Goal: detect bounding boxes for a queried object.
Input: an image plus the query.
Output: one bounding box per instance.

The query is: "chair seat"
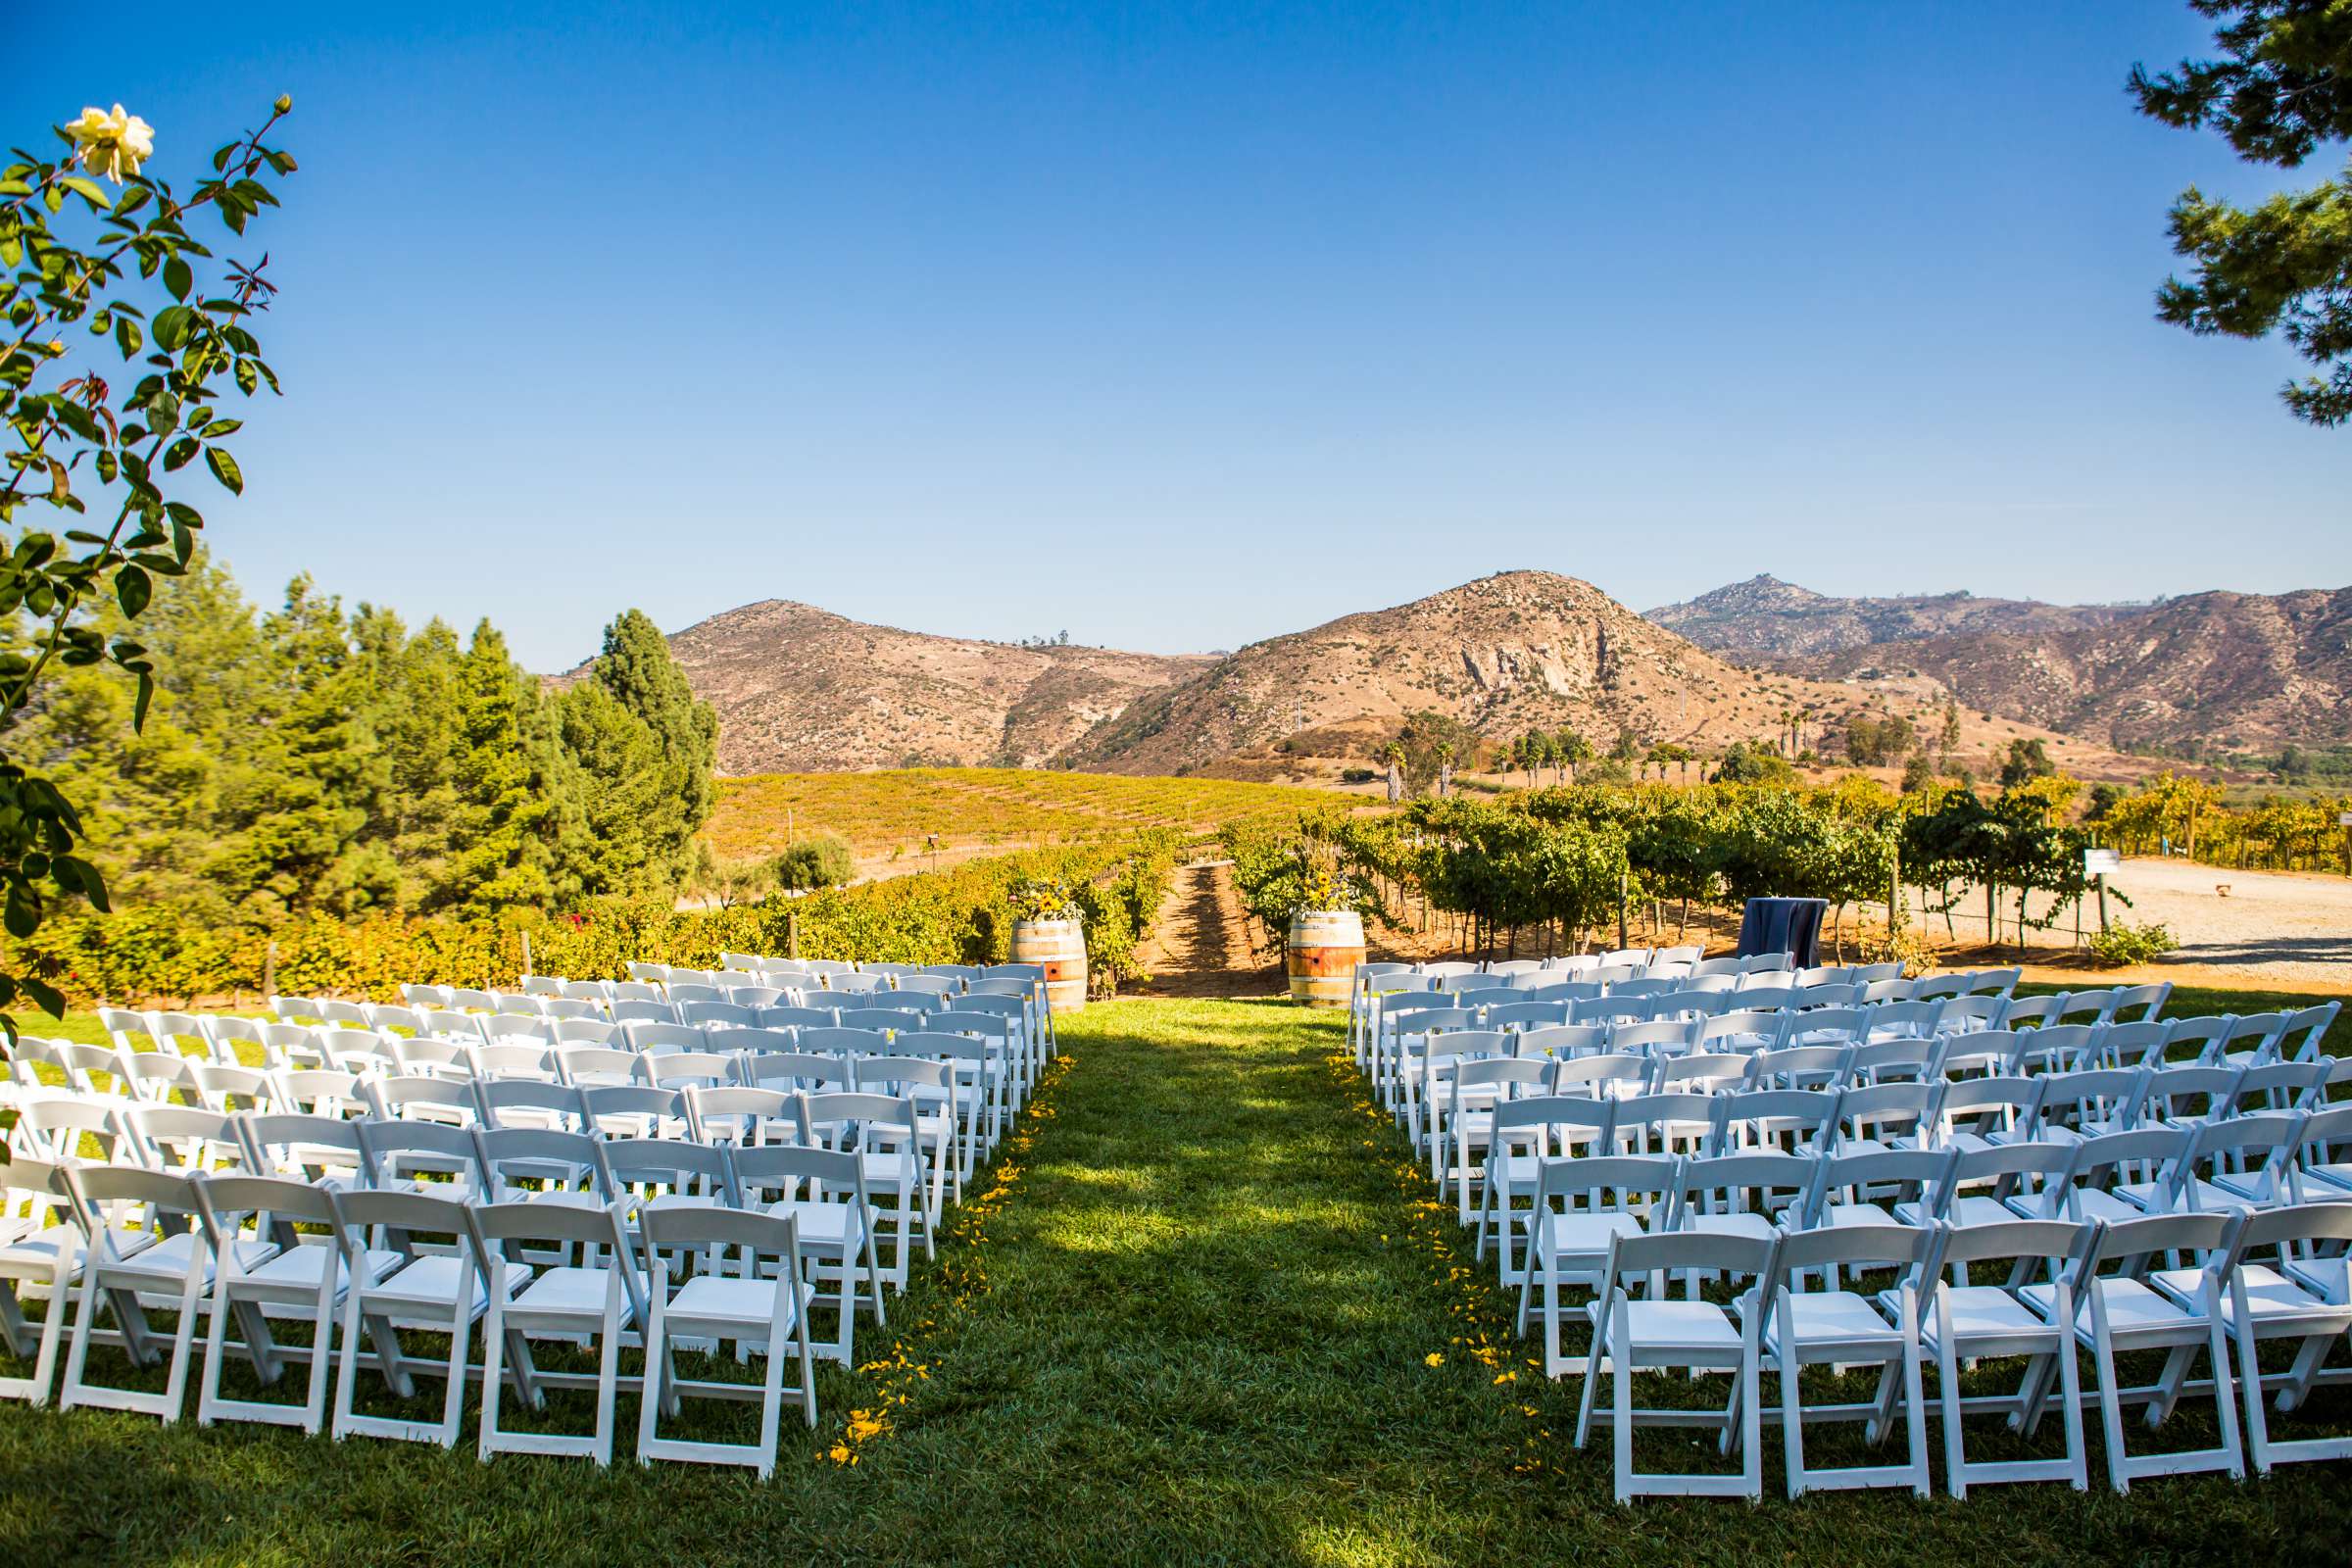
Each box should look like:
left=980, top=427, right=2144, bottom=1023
left=2022, top=1277, right=2198, bottom=1336
left=2114, top=1178, right=2255, bottom=1215
left=512, top=1264, right=635, bottom=1320
left=1678, top=1211, right=1776, bottom=1243
left=0, top=1224, right=82, bottom=1274
left=1920, top=1284, right=2051, bottom=1342
left=368, top=1254, right=530, bottom=1314
left=858, top=1152, right=924, bottom=1189
left=1532, top=1212, right=1640, bottom=1262
left=1816, top=1202, right=1908, bottom=1230
left=766, top=1200, right=865, bottom=1250
left=1486, top=1155, right=1543, bottom=1191
left=666, top=1274, right=809, bottom=1334
left=1768, top=1290, right=1902, bottom=1349
left=2150, top=1262, right=2347, bottom=1332
left=1893, top=1194, right=2020, bottom=1229
left=236, top=1241, right=402, bottom=1296
left=107, top=1233, right=274, bottom=1288
left=1591, top=1298, right=1741, bottom=1354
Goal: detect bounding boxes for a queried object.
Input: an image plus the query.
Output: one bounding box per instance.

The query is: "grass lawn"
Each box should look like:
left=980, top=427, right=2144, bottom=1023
left=3, top=991, right=2350, bottom=1565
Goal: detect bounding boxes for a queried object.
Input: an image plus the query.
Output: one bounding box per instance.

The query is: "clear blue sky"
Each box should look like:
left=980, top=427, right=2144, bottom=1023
left=14, top=2, right=2347, bottom=669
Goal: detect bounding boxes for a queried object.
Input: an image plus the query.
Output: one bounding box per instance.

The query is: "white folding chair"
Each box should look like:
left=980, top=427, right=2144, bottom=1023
left=636, top=1205, right=816, bottom=1477
left=2019, top=1210, right=2243, bottom=1493
left=1573, top=1229, right=1776, bottom=1502
left=475, top=1198, right=647, bottom=1466
left=1911, top=1217, right=2094, bottom=1497
left=1748, top=1222, right=1932, bottom=1498
left=194, top=1174, right=396, bottom=1434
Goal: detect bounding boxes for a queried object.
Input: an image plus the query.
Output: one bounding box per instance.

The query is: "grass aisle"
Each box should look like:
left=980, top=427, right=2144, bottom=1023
left=4, top=997, right=2350, bottom=1565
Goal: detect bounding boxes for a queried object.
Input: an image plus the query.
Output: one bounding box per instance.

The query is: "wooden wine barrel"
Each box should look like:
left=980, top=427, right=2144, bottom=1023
left=1287, top=910, right=1365, bottom=1007
left=1010, top=917, right=1088, bottom=1015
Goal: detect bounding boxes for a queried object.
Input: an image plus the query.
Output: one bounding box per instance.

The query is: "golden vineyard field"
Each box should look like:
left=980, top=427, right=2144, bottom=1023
left=704, top=767, right=1360, bottom=859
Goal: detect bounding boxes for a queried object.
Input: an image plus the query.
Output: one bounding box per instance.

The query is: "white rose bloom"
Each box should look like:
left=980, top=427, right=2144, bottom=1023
left=66, top=103, right=153, bottom=183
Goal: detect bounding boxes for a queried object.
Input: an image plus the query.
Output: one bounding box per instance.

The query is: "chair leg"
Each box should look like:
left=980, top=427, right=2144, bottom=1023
left=636, top=1277, right=665, bottom=1467
left=1937, top=1327, right=1967, bottom=1499
left=478, top=1293, right=508, bottom=1461
left=1898, top=1292, right=1930, bottom=1498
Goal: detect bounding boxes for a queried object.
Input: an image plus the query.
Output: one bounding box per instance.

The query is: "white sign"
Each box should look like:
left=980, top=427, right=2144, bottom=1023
left=2082, top=849, right=2122, bottom=876
left=2339, top=812, right=2352, bottom=827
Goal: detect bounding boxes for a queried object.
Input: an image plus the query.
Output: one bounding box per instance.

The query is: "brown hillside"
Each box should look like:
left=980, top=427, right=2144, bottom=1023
left=1646, top=573, right=2146, bottom=659
left=1786, top=587, right=2352, bottom=751
left=1062, top=570, right=2108, bottom=775
left=656, top=601, right=1210, bottom=773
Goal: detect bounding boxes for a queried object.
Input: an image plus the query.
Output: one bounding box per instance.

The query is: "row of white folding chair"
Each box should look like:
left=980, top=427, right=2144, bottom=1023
left=1372, top=997, right=2279, bottom=1119
left=1447, top=1055, right=2349, bottom=1211
left=1380, top=998, right=1925, bottom=1119
left=1543, top=1196, right=2352, bottom=1499
left=122, top=996, right=1040, bottom=1109
left=1468, top=1090, right=2346, bottom=1282
left=0, top=1157, right=840, bottom=1474
left=9, top=1036, right=991, bottom=1220
left=8, top=1080, right=953, bottom=1298
left=1364, top=963, right=1796, bottom=1071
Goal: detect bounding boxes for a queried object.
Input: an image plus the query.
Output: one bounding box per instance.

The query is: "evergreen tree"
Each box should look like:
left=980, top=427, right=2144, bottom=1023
left=587, top=610, right=718, bottom=889
left=207, top=578, right=395, bottom=923
left=2132, top=3, right=2352, bottom=423
left=431, top=622, right=586, bottom=915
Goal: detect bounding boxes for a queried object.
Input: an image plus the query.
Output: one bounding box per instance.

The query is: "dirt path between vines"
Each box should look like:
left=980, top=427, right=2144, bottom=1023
left=1130, top=860, right=1283, bottom=998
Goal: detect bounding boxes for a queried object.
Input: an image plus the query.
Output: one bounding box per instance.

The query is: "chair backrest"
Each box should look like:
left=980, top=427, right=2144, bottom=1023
left=553, top=1017, right=618, bottom=1046
left=1801, top=1148, right=1956, bottom=1226
left=738, top=1052, right=854, bottom=1092
left=2278, top=1002, right=2341, bottom=1063
left=760, top=1005, right=840, bottom=1030
left=1697, top=1010, right=1789, bottom=1052
left=624, top=1021, right=708, bottom=1055
left=421, top=1008, right=487, bottom=1042
left=1671, top=1151, right=1815, bottom=1230
left=1712, top=1088, right=1839, bottom=1153
left=559, top=1046, right=649, bottom=1088
left=682, top=1085, right=797, bottom=1145
left=269, top=996, right=326, bottom=1025
left=357, top=1114, right=486, bottom=1188
left=1742, top=1045, right=1853, bottom=1094
left=612, top=999, right=679, bottom=1025
left=480, top=1011, right=554, bottom=1045
left=120, top=1102, right=243, bottom=1172
left=272, top=1069, right=369, bottom=1119
left=645, top=1050, right=741, bottom=1090
left=1652, top=1052, right=1749, bottom=1094
left=796, top=1026, right=894, bottom=1058
left=1606, top=1018, right=1693, bottom=1057
left=366, top=1073, right=481, bottom=1125
left=477, top=1077, right=589, bottom=1130
left=1831, top=1081, right=1943, bottom=1150
left=679, top=1000, right=759, bottom=1029
left=579, top=1084, right=686, bottom=1135
left=2106, top=982, right=2173, bottom=1025
left=1513, top=1023, right=1610, bottom=1059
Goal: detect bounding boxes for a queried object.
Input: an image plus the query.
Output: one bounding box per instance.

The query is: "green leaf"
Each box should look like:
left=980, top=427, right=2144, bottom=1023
left=131, top=668, right=153, bottom=732
left=116, top=562, right=150, bottom=617
left=150, top=305, right=194, bottom=351
left=162, top=436, right=199, bottom=471
left=204, top=446, right=243, bottom=495
left=57, top=174, right=112, bottom=209
left=3, top=883, right=37, bottom=941
left=115, top=314, right=141, bottom=359
left=163, top=254, right=192, bottom=301
left=19, top=975, right=65, bottom=1019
